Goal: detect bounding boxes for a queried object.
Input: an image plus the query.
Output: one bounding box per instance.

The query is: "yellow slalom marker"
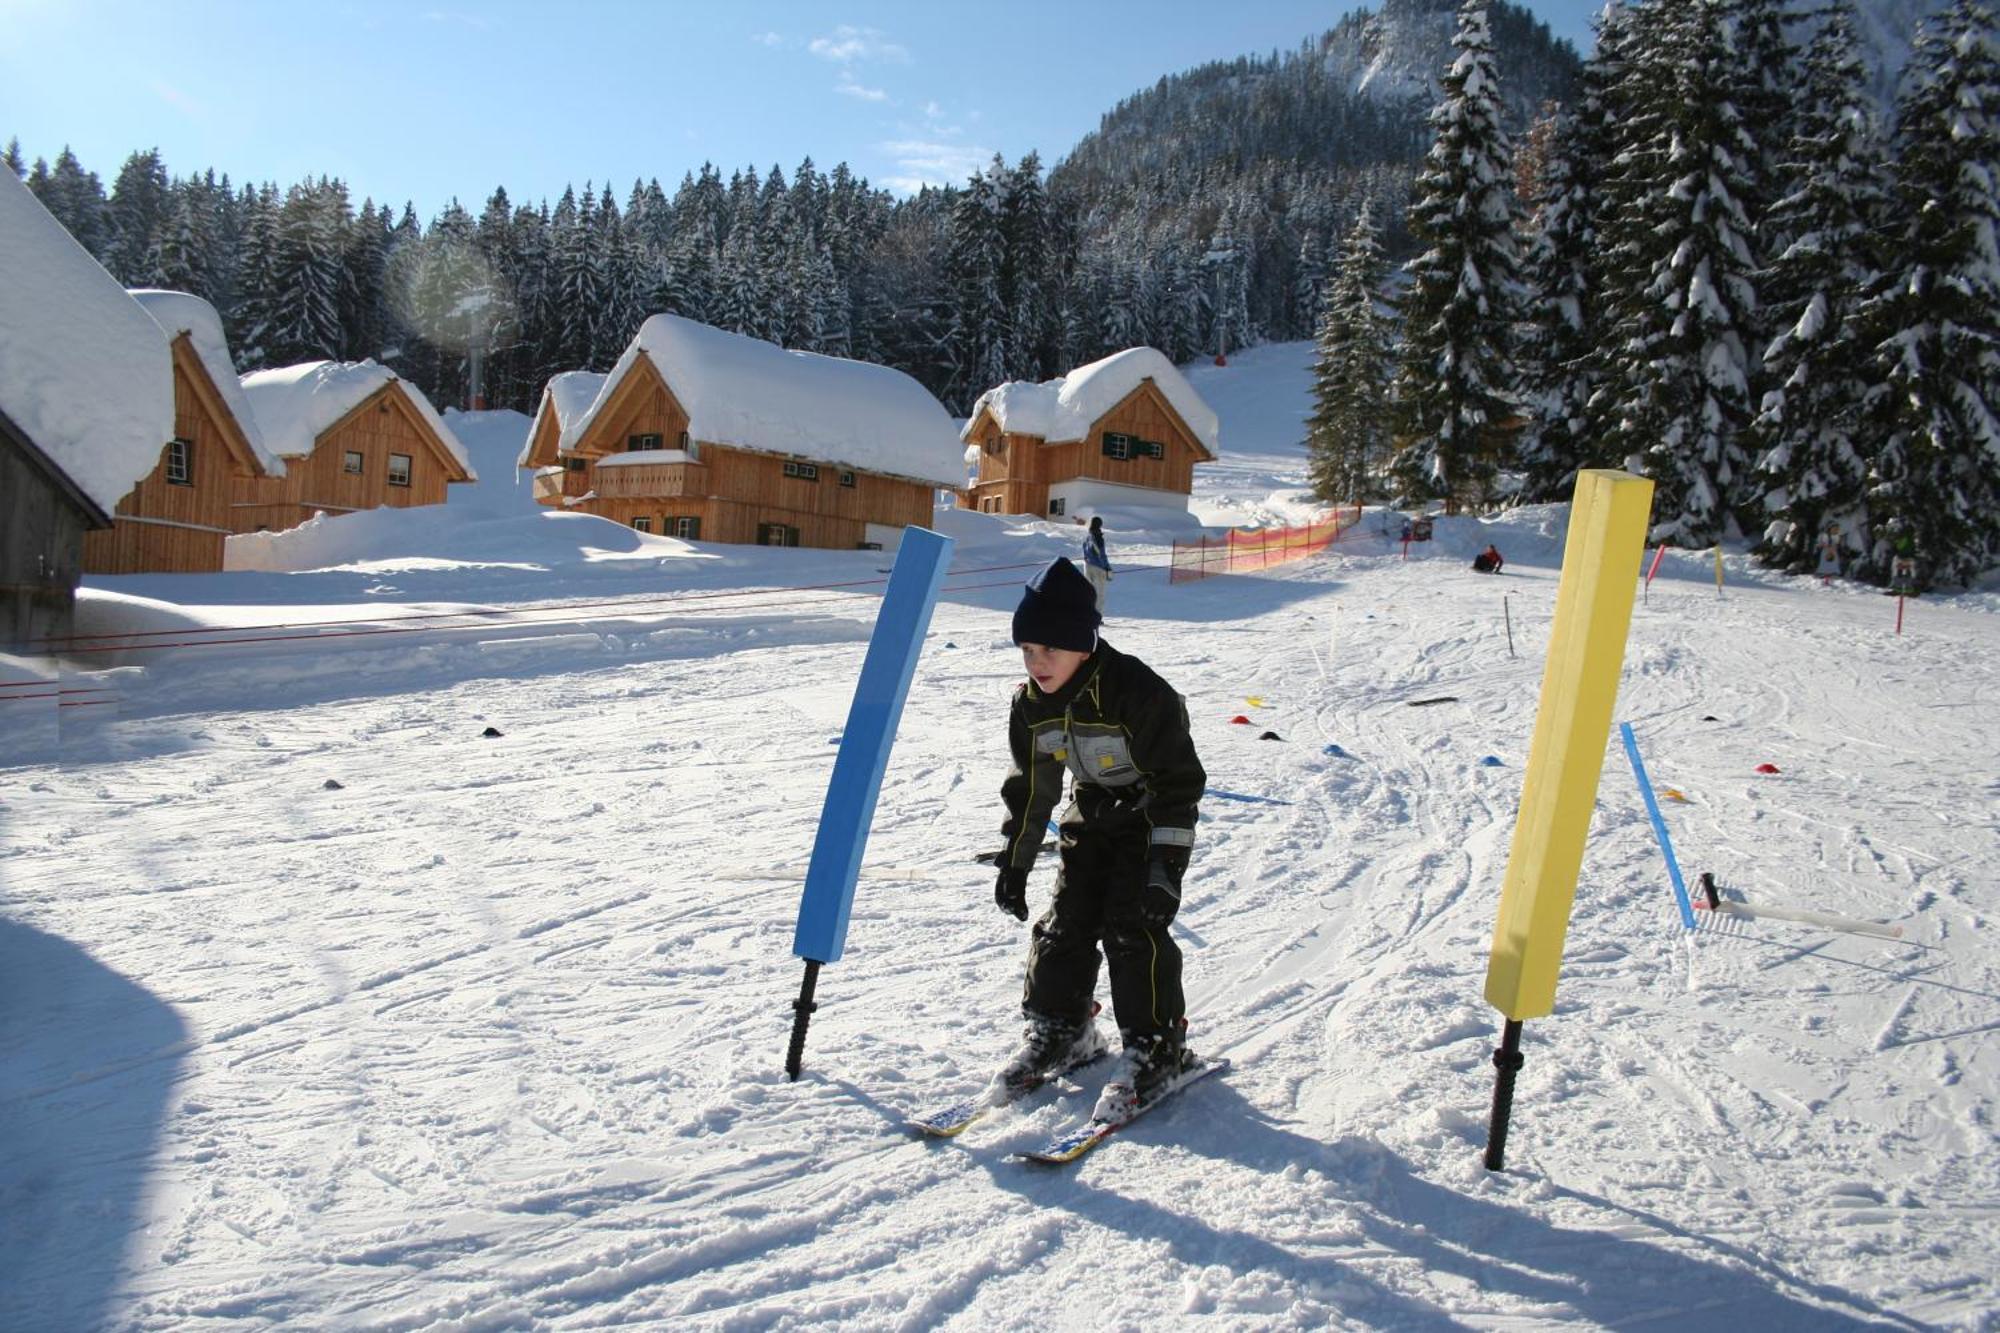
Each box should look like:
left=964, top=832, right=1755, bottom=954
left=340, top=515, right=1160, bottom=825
left=1246, top=696, right=1266, bottom=708
left=1714, top=545, right=1725, bottom=596
left=1482, top=469, right=1654, bottom=1170
left=1661, top=787, right=1689, bottom=803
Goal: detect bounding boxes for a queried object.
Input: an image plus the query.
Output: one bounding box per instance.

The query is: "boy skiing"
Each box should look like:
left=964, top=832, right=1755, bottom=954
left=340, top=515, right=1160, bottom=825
left=990, top=556, right=1207, bottom=1120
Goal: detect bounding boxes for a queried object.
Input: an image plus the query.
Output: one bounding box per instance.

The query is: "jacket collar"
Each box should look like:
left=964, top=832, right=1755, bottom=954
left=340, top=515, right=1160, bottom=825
left=1028, top=642, right=1108, bottom=708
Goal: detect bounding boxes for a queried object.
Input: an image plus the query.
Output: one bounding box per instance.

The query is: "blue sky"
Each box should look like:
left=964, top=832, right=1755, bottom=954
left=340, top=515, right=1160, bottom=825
left=1, top=0, right=1600, bottom=218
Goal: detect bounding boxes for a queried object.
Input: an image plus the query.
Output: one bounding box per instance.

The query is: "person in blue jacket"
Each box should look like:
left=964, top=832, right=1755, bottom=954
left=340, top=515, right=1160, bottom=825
left=1080, top=515, right=1113, bottom=610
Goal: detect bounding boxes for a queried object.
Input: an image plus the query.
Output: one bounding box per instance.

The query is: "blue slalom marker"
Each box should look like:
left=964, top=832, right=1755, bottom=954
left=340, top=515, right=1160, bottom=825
left=1619, top=722, right=1697, bottom=930
left=786, top=527, right=955, bottom=1077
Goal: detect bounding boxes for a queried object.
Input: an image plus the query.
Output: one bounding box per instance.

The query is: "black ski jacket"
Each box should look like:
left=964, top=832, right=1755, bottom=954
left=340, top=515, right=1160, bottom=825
left=999, top=641, right=1205, bottom=869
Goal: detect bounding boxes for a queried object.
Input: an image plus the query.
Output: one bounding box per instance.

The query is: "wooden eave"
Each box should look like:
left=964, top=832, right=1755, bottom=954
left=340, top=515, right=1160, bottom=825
left=0, top=399, right=114, bottom=528
left=169, top=333, right=271, bottom=478
left=570, top=355, right=687, bottom=459
left=523, top=391, right=563, bottom=467
left=318, top=381, right=473, bottom=482
left=1070, top=378, right=1213, bottom=463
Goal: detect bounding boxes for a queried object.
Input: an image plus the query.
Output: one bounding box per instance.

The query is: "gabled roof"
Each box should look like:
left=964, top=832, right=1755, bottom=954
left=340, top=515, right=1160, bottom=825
left=128, top=288, right=283, bottom=478
left=239, top=361, right=476, bottom=480
left=0, top=170, right=174, bottom=514
left=564, top=314, right=964, bottom=488
left=961, top=347, right=1221, bottom=458
left=519, top=370, right=607, bottom=468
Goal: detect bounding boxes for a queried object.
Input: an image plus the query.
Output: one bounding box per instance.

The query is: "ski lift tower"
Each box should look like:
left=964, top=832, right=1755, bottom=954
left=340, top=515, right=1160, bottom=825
left=1201, top=233, right=1237, bottom=366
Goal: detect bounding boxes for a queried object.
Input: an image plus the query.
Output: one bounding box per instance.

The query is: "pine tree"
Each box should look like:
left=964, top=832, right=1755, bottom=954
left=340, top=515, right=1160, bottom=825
left=267, top=179, right=348, bottom=364
left=228, top=184, right=282, bottom=369
left=1518, top=9, right=1627, bottom=502
left=1749, top=0, right=1889, bottom=575
left=106, top=148, right=171, bottom=284
left=147, top=185, right=214, bottom=299
left=1388, top=0, right=1528, bottom=511
left=30, top=147, right=114, bottom=259
left=1306, top=205, right=1394, bottom=504
left=1851, top=0, right=2000, bottom=589
left=549, top=186, right=602, bottom=368
left=1599, top=0, right=1763, bottom=546
left=945, top=162, right=1008, bottom=412
left=999, top=152, right=1052, bottom=380
left=2, top=138, right=23, bottom=177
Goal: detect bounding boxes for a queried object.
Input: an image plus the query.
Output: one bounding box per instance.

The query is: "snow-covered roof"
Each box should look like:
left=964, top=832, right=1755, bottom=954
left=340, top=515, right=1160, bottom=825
left=128, top=289, right=283, bottom=478
left=563, top=315, right=964, bottom=488
left=519, top=370, right=607, bottom=467
left=0, top=170, right=175, bottom=515
left=240, top=361, right=475, bottom=480
left=960, top=347, right=1221, bottom=457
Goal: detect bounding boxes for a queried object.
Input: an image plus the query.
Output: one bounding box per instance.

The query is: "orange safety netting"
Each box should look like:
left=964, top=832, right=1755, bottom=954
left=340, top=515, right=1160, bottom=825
left=1169, top=505, right=1363, bottom=584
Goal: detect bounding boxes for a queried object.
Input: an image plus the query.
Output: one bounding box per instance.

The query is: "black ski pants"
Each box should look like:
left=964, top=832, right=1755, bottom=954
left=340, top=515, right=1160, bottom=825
left=1022, top=809, right=1184, bottom=1043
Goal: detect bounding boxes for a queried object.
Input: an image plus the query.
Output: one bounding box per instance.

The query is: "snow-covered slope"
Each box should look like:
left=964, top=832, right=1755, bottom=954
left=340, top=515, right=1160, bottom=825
left=3, top=345, right=1994, bottom=1329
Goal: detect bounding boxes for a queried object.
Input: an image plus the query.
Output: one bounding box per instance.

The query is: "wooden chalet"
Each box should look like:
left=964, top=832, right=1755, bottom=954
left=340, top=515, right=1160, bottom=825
left=517, top=368, right=605, bottom=490
left=960, top=347, right=1219, bottom=520
left=233, top=361, right=474, bottom=534
left=519, top=315, right=962, bottom=550
left=0, top=171, right=174, bottom=652
left=80, top=291, right=283, bottom=574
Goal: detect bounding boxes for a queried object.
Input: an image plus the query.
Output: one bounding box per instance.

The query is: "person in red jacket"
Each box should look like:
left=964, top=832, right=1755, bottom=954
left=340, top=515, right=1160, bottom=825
left=1473, top=544, right=1505, bottom=574
left=990, top=557, right=1207, bottom=1112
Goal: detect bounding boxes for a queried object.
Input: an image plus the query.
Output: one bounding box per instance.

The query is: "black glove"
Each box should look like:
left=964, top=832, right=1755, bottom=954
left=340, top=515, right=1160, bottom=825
left=1142, top=849, right=1189, bottom=927
left=994, top=864, right=1029, bottom=922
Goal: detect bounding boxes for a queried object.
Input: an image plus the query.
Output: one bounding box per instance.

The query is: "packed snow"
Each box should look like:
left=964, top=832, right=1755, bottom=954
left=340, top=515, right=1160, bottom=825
left=0, top=171, right=174, bottom=515
left=563, top=314, right=965, bottom=488
left=963, top=345, right=1221, bottom=455
left=3, top=345, right=1997, bottom=1330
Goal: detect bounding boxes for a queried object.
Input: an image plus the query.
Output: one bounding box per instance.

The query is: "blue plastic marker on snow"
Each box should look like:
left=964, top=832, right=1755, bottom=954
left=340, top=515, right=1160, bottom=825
left=785, top=526, right=955, bottom=1077
left=1618, top=722, right=1697, bottom=930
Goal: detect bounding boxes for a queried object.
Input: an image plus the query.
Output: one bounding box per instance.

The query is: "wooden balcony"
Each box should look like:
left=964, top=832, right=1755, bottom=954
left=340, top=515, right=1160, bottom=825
left=532, top=468, right=591, bottom=503
left=590, top=458, right=710, bottom=500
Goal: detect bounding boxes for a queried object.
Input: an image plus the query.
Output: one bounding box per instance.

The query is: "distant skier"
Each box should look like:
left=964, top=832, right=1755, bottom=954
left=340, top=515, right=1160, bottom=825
left=1080, top=515, right=1113, bottom=610
left=990, top=556, right=1206, bottom=1112
left=1472, top=544, right=1504, bottom=574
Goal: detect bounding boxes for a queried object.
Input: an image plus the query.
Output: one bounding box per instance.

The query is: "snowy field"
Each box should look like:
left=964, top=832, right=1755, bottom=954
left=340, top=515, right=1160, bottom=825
left=3, top=344, right=1997, bottom=1330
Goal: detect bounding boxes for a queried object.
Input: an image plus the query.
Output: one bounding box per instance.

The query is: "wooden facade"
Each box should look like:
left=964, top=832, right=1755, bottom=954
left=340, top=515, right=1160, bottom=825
left=1, top=406, right=110, bottom=652
left=961, top=379, right=1210, bottom=517
left=230, top=382, right=469, bottom=534
left=524, top=356, right=937, bottom=549
left=82, top=333, right=272, bottom=574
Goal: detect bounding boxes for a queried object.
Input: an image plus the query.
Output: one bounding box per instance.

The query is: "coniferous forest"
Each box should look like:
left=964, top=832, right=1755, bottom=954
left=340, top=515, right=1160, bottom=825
left=11, top=0, right=1997, bottom=589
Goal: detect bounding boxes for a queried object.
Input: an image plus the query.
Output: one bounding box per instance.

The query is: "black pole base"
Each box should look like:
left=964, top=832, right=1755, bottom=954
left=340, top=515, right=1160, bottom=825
left=785, top=959, right=822, bottom=1082
left=1483, top=1018, right=1526, bottom=1171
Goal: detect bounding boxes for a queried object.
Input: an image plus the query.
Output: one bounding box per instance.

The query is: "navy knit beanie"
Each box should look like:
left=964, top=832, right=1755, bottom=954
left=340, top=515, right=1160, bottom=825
left=1011, top=557, right=1101, bottom=652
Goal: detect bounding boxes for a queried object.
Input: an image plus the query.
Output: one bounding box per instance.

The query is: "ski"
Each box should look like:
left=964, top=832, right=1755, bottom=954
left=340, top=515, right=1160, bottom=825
left=1015, top=1055, right=1229, bottom=1164
left=907, top=1037, right=1111, bottom=1138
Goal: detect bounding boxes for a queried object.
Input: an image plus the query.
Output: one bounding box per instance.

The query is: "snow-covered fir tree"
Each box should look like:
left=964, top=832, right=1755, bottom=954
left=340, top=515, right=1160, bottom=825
left=945, top=162, right=1008, bottom=413
left=1516, top=5, right=1630, bottom=502
left=27, top=148, right=114, bottom=260
left=1593, top=0, right=1764, bottom=546
left=266, top=179, right=349, bottom=365
left=1749, top=0, right=1890, bottom=575
left=147, top=186, right=215, bottom=301
left=1388, top=0, right=1528, bottom=511
left=1306, top=205, right=1395, bottom=504
left=105, top=149, right=171, bottom=285
left=1850, top=0, right=2000, bottom=589
left=999, top=153, right=1053, bottom=382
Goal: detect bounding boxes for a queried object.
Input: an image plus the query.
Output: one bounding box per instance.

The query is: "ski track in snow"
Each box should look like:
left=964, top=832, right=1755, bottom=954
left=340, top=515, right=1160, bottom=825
left=4, top=510, right=1998, bottom=1328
